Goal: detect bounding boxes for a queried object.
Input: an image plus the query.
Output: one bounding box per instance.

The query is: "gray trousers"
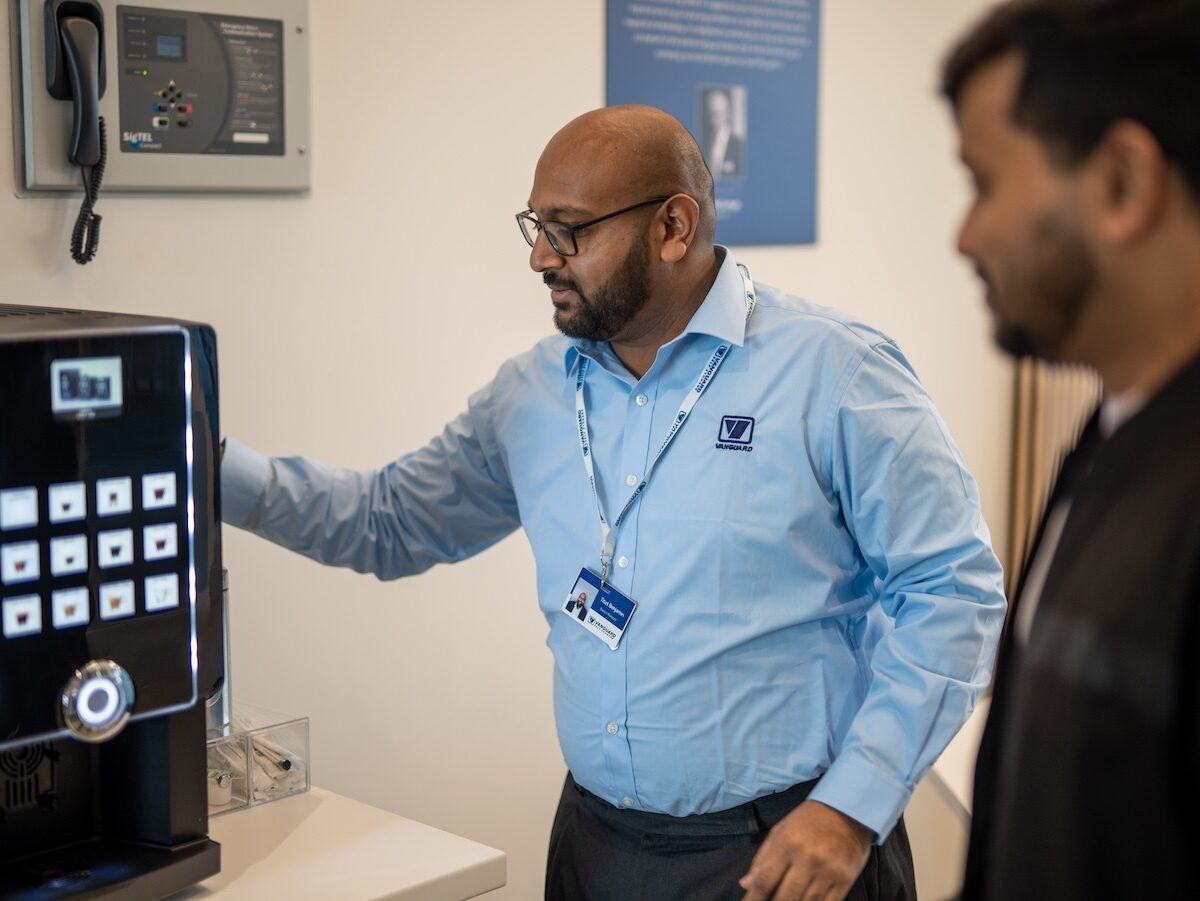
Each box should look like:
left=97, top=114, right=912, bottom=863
left=545, top=773, right=916, bottom=901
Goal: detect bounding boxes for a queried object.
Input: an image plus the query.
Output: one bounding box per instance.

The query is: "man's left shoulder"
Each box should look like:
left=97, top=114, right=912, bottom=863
left=751, top=283, right=899, bottom=355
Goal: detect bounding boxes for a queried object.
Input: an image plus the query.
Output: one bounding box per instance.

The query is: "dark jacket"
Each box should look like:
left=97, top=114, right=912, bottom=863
left=963, top=354, right=1200, bottom=899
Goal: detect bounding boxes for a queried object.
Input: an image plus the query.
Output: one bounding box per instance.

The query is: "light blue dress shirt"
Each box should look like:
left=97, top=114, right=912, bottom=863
left=222, top=247, right=1006, bottom=840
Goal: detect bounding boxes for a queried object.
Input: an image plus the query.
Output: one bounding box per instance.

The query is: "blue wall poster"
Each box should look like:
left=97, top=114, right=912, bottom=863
left=606, top=1, right=822, bottom=246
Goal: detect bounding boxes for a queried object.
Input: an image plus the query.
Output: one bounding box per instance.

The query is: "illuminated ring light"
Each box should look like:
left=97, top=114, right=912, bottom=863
left=61, top=660, right=136, bottom=743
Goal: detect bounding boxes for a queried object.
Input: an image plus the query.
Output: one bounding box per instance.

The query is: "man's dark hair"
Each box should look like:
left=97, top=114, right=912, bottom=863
left=942, top=0, right=1200, bottom=198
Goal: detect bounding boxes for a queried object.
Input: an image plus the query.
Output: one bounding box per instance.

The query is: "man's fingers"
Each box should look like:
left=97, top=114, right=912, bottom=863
left=772, top=868, right=820, bottom=901
left=739, top=840, right=790, bottom=900
left=741, top=861, right=825, bottom=901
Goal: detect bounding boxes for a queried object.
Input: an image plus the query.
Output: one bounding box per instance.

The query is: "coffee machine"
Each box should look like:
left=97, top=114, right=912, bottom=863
left=0, top=304, right=224, bottom=898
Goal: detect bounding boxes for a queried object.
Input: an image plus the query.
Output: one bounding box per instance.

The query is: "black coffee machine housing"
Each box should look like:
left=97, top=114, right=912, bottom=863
left=0, top=305, right=224, bottom=898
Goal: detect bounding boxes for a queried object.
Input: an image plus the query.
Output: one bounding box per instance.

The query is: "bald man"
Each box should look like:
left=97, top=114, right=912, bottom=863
left=221, top=105, right=1005, bottom=900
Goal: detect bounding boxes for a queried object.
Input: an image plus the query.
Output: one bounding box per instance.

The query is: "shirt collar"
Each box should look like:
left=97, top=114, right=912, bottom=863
left=1099, top=389, right=1147, bottom=438
left=562, top=245, right=748, bottom=374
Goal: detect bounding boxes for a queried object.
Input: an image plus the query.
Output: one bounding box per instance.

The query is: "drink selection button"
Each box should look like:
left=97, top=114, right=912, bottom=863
left=1, top=541, right=41, bottom=585
left=142, top=472, right=176, bottom=510
left=49, top=482, right=87, bottom=524
left=0, top=487, right=38, bottom=531
left=97, top=529, right=134, bottom=569
left=144, top=573, right=180, bottom=612
left=143, top=523, right=177, bottom=562
left=2, top=594, right=42, bottom=638
left=51, top=535, right=89, bottom=577
left=52, top=587, right=90, bottom=629
left=99, top=581, right=136, bottom=620
left=96, top=477, right=133, bottom=516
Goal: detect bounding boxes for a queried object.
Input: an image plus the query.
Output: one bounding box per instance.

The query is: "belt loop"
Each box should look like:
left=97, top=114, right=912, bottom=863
left=748, top=797, right=772, bottom=837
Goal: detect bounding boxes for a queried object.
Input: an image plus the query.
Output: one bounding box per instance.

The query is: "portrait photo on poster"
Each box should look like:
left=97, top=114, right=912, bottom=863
left=699, top=85, right=747, bottom=180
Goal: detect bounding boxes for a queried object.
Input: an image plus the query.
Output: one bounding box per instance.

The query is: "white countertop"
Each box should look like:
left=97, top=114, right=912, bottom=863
left=173, top=787, right=506, bottom=900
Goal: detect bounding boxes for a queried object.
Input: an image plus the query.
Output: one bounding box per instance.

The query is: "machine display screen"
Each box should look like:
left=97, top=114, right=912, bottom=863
left=156, top=33, right=185, bottom=60
left=50, top=356, right=124, bottom=418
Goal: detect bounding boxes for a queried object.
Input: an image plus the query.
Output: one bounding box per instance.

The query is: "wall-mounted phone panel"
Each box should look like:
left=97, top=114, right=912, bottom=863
left=11, top=0, right=310, bottom=193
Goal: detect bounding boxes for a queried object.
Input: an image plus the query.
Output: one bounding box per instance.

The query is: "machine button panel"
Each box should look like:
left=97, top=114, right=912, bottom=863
left=0, top=471, right=186, bottom=643
left=0, top=327, right=199, bottom=752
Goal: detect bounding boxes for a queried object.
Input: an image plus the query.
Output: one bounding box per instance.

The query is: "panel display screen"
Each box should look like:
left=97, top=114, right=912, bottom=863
left=50, top=356, right=124, bottom=419
left=156, top=33, right=185, bottom=60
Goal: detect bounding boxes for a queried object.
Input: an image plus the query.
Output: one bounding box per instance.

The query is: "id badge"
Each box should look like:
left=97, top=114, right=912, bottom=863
left=562, top=568, right=638, bottom=650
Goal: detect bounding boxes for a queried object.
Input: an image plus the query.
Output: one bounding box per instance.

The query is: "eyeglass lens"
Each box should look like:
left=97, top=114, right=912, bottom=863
left=519, top=214, right=573, bottom=255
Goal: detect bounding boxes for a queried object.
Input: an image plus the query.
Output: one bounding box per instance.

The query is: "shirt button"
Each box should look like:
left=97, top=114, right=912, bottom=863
left=635, top=394, right=648, bottom=407
left=625, top=474, right=638, bottom=487
left=618, top=556, right=630, bottom=568
left=606, top=722, right=619, bottom=735
left=621, top=796, right=635, bottom=808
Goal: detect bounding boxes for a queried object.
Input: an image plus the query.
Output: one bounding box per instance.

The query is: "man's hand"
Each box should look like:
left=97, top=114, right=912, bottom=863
left=739, top=800, right=872, bottom=901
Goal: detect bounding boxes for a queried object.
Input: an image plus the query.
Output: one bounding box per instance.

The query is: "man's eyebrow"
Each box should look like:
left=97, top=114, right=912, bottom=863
left=527, top=202, right=590, bottom=219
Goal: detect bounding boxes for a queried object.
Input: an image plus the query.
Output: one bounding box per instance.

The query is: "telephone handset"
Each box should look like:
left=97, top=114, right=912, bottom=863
left=44, top=0, right=107, bottom=264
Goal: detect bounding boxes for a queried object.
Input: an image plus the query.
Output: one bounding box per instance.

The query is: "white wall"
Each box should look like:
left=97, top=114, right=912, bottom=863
left=0, top=2, right=1007, bottom=897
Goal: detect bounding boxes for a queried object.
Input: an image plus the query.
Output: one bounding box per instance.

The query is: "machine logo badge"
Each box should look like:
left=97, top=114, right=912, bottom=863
left=122, top=131, right=159, bottom=150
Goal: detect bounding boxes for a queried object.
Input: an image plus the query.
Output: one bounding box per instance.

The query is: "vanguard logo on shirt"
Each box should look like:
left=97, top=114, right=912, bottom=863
left=716, top=416, right=755, bottom=452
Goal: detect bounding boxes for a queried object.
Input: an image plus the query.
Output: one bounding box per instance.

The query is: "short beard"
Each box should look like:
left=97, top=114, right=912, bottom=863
left=993, top=210, right=1097, bottom=361
left=549, top=240, right=652, bottom=342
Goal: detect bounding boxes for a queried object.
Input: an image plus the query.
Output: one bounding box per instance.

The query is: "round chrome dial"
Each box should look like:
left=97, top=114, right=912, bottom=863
left=61, top=660, right=135, bottom=743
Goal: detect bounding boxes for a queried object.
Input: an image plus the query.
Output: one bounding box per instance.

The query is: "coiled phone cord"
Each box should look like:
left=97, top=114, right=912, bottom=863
left=71, top=116, right=106, bottom=265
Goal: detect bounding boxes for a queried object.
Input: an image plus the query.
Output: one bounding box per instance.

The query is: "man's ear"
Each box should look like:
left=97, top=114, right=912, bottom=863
left=1088, top=120, right=1169, bottom=246
left=658, top=194, right=701, bottom=263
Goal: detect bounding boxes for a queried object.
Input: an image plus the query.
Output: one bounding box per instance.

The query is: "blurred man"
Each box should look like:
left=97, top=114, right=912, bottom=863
left=223, top=104, right=1005, bottom=900
left=943, top=1, right=1200, bottom=897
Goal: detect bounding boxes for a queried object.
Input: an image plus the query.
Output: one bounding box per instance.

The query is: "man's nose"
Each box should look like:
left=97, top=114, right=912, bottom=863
left=955, top=208, right=978, bottom=259
left=529, top=228, right=565, bottom=273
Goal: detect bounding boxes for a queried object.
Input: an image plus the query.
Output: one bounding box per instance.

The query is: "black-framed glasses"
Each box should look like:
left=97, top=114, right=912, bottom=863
left=516, top=196, right=670, bottom=257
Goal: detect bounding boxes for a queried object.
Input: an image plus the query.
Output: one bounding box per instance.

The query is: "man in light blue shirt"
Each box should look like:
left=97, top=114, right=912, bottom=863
left=222, top=105, right=1005, bottom=901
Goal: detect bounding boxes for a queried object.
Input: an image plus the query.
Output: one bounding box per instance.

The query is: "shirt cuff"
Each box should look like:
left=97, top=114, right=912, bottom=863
left=806, top=752, right=913, bottom=844
left=220, top=437, right=271, bottom=528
